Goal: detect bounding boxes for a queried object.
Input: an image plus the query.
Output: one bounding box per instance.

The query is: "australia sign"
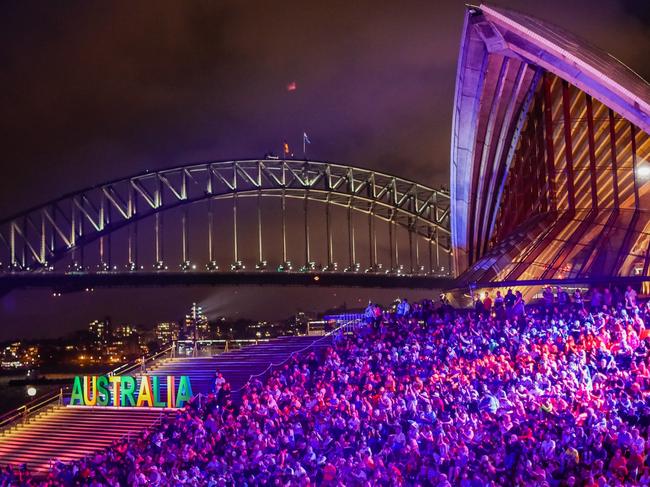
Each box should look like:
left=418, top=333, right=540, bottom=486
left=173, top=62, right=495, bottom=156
left=70, top=375, right=193, bottom=408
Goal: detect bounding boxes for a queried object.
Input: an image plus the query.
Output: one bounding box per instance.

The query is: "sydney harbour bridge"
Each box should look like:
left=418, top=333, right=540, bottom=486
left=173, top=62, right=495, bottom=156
left=0, top=159, right=453, bottom=293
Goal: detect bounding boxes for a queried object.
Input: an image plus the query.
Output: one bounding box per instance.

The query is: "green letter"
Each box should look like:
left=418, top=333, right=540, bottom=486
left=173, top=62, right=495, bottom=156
left=70, top=376, right=84, bottom=406
left=152, top=376, right=166, bottom=408
left=121, top=376, right=137, bottom=407
left=176, top=376, right=193, bottom=408
left=96, top=376, right=110, bottom=406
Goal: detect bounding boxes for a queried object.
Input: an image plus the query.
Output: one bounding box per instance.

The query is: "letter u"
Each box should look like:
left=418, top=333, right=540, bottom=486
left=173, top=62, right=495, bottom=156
left=83, top=376, right=98, bottom=406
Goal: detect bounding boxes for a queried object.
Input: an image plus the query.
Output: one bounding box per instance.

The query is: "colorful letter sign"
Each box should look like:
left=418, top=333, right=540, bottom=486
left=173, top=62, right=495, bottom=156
left=70, top=375, right=193, bottom=408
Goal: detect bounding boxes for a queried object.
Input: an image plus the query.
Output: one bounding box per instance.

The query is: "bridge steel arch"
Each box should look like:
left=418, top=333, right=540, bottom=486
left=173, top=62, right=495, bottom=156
left=0, top=160, right=451, bottom=276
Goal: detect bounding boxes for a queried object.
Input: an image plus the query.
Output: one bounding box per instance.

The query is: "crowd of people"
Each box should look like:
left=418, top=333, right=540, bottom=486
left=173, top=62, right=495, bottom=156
left=4, top=285, right=650, bottom=485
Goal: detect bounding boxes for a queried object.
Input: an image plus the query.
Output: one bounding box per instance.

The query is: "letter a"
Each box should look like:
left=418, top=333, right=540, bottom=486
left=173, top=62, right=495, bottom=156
left=136, top=376, right=153, bottom=407
left=176, top=376, right=193, bottom=408
left=70, top=376, right=84, bottom=406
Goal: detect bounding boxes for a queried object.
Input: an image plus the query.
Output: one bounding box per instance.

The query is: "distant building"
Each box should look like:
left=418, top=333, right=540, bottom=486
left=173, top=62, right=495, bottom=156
left=184, top=303, right=210, bottom=340
left=1, top=342, right=40, bottom=369
left=88, top=318, right=111, bottom=344
left=155, top=321, right=180, bottom=343
left=113, top=324, right=137, bottom=339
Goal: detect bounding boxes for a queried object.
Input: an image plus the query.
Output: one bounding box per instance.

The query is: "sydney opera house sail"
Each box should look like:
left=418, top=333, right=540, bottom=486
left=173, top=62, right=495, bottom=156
left=451, top=4, right=650, bottom=285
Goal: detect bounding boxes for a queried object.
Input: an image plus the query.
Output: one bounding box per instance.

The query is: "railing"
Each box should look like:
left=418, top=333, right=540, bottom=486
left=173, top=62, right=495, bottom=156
left=109, top=344, right=174, bottom=377
left=174, top=339, right=270, bottom=358
left=0, top=387, right=66, bottom=436
left=0, top=344, right=174, bottom=435
left=232, top=319, right=363, bottom=395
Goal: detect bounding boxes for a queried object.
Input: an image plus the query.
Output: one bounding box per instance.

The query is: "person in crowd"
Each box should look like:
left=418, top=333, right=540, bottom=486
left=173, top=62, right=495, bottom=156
left=603, top=287, right=613, bottom=308
left=11, top=289, right=648, bottom=486
left=482, top=292, right=492, bottom=313
left=512, top=290, right=526, bottom=318
left=557, top=285, right=570, bottom=309
left=626, top=285, right=638, bottom=309
left=214, top=371, right=225, bottom=394
left=590, top=286, right=603, bottom=311
left=504, top=288, right=516, bottom=310
left=396, top=298, right=410, bottom=317
left=473, top=294, right=484, bottom=317
left=613, top=286, right=624, bottom=307
left=573, top=288, right=584, bottom=311
left=364, top=301, right=376, bottom=325
left=493, top=290, right=505, bottom=320
left=543, top=286, right=554, bottom=309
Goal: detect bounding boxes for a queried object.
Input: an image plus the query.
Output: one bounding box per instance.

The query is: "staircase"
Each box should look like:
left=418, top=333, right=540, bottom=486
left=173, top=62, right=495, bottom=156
left=148, top=335, right=331, bottom=401
left=0, top=407, right=171, bottom=474
left=0, top=334, right=331, bottom=474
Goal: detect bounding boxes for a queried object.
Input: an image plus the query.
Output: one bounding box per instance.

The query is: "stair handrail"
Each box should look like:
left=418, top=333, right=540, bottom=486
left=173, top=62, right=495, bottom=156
left=0, top=387, right=68, bottom=435
left=0, top=344, right=174, bottom=435
left=109, top=344, right=174, bottom=377
left=232, top=318, right=362, bottom=394
left=173, top=338, right=271, bottom=357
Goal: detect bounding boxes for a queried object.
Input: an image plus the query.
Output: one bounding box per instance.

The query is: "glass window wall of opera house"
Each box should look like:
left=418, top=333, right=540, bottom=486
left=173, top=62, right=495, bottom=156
left=450, top=4, right=650, bottom=292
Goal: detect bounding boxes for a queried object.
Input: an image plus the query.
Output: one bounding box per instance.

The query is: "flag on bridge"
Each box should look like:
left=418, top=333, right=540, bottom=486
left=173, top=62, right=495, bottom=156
left=303, top=132, right=311, bottom=156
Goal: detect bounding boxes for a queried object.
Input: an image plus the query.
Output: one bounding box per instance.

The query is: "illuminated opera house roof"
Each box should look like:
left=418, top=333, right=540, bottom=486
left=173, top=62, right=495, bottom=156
left=451, top=3, right=650, bottom=285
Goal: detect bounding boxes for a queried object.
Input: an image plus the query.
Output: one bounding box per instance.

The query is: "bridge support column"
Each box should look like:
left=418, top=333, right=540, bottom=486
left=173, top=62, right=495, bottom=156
left=128, top=222, right=138, bottom=270
left=368, top=204, right=377, bottom=271
left=325, top=197, right=334, bottom=270
left=435, top=227, right=440, bottom=272
left=408, top=220, right=414, bottom=274
left=99, top=234, right=111, bottom=271
left=21, top=216, right=28, bottom=269
left=256, top=190, right=265, bottom=269
left=388, top=211, right=394, bottom=271
left=281, top=189, right=288, bottom=267
left=428, top=229, right=433, bottom=274
left=232, top=192, right=239, bottom=266
left=304, top=190, right=310, bottom=269
left=40, top=213, right=46, bottom=266
left=154, top=212, right=164, bottom=269
left=347, top=200, right=356, bottom=271
left=70, top=207, right=78, bottom=269
left=207, top=199, right=218, bottom=270
left=393, top=220, right=399, bottom=271
left=415, top=226, right=420, bottom=274
left=181, top=207, right=189, bottom=267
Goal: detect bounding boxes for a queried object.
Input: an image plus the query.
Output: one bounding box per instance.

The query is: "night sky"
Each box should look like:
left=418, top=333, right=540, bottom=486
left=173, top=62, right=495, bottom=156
left=1, top=0, right=649, bottom=340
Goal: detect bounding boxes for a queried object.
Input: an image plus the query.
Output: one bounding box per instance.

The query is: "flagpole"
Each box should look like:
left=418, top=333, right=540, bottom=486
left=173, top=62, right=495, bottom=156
left=303, top=132, right=306, bottom=157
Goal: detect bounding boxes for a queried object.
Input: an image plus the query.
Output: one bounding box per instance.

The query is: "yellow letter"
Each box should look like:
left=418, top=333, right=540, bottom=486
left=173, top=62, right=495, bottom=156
left=108, top=376, right=122, bottom=407
left=136, top=376, right=153, bottom=407
left=82, top=376, right=97, bottom=406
